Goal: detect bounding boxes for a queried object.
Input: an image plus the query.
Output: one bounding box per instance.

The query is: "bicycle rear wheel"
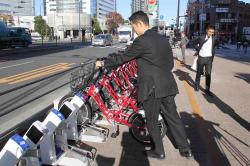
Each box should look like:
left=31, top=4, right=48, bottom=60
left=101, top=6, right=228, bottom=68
left=129, top=112, right=167, bottom=144
left=58, top=93, right=92, bottom=126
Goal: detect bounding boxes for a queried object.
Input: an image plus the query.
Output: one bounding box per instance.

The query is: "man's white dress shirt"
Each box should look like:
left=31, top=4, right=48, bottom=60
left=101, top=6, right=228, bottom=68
left=199, top=36, right=212, bottom=57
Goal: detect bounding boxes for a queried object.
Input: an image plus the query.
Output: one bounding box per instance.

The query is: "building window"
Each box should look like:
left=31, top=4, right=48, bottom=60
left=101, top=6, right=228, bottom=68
left=0, top=3, right=10, bottom=7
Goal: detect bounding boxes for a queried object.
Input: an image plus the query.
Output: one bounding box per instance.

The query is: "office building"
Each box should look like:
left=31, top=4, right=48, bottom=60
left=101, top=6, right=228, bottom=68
left=186, top=0, right=250, bottom=42
left=131, top=0, right=159, bottom=26
left=46, top=0, right=116, bottom=38
left=0, top=0, right=35, bottom=16
left=131, top=0, right=146, bottom=13
left=95, top=0, right=117, bottom=31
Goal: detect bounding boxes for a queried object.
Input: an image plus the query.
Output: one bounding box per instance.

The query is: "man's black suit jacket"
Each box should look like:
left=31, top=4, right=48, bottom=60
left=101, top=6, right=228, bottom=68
left=104, top=29, right=178, bottom=102
left=194, top=35, right=218, bottom=61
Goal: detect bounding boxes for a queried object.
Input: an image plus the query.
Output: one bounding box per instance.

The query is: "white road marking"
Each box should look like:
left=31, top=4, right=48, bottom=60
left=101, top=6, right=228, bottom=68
left=0, top=61, right=35, bottom=70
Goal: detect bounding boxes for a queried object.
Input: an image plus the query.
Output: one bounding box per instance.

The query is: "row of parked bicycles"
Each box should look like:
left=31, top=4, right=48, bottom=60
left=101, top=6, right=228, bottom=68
left=59, top=57, right=168, bottom=144
left=0, top=55, right=169, bottom=166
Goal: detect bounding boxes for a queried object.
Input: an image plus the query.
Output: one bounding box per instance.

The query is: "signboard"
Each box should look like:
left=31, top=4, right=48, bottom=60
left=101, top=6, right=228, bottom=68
left=220, top=19, right=236, bottom=23
left=160, top=15, right=164, bottom=20
left=148, top=0, right=156, bottom=5
left=217, top=0, right=231, bottom=4
left=189, top=0, right=198, bottom=2
left=148, top=0, right=158, bottom=19
left=216, top=8, right=229, bottom=13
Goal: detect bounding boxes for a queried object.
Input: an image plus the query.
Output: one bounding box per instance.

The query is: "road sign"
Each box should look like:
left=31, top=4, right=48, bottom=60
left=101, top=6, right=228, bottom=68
left=160, top=15, right=164, bottom=20
left=148, top=0, right=156, bottom=5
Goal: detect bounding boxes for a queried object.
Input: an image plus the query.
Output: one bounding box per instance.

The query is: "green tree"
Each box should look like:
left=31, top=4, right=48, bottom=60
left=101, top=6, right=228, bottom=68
left=124, top=20, right=130, bottom=24
left=34, top=16, right=50, bottom=37
left=106, top=12, right=124, bottom=34
left=92, top=17, right=102, bottom=35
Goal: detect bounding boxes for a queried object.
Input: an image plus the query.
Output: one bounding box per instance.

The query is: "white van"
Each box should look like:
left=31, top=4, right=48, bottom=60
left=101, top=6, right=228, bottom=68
left=31, top=32, right=42, bottom=42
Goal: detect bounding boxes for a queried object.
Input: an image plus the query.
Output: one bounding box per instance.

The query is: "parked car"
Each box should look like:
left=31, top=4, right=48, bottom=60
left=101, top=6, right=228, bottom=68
left=8, top=27, right=32, bottom=47
left=92, top=34, right=113, bottom=46
left=0, top=21, right=32, bottom=48
left=31, top=32, right=42, bottom=42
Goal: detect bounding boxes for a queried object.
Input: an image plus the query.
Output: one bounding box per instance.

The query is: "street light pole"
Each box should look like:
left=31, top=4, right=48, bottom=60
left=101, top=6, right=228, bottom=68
left=40, top=3, right=43, bottom=16
left=199, top=1, right=204, bottom=35
left=236, top=9, right=239, bottom=41
left=79, top=0, right=82, bottom=39
left=176, top=0, right=180, bottom=30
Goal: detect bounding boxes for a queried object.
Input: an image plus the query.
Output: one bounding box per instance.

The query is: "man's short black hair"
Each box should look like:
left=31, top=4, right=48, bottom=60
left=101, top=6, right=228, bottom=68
left=129, top=11, right=149, bottom=25
left=206, top=25, right=215, bottom=30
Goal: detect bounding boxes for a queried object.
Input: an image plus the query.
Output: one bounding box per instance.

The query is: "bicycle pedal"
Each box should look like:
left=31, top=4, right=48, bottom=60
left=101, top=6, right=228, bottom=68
left=111, top=133, right=117, bottom=138
left=111, top=131, right=119, bottom=138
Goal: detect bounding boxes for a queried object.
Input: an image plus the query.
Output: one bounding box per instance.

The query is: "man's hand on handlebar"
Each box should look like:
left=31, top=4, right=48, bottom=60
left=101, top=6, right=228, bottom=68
left=95, top=60, right=104, bottom=69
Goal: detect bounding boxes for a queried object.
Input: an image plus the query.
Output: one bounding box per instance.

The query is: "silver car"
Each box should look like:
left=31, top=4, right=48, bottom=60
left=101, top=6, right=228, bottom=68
left=92, top=34, right=113, bottom=46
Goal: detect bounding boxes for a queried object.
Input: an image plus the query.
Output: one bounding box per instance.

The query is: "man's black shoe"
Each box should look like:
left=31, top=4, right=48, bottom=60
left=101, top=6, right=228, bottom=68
left=205, top=90, right=214, bottom=97
left=179, top=149, right=193, bottom=158
left=145, top=150, right=165, bottom=160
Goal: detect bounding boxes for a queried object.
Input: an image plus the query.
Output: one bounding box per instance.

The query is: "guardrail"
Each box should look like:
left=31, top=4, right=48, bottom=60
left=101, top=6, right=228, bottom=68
left=0, top=65, right=80, bottom=117
left=0, top=62, right=88, bottom=150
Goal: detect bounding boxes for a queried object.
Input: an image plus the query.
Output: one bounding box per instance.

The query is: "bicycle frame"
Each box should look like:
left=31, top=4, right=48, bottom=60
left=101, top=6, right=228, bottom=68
left=67, top=60, right=167, bottom=143
left=75, top=60, right=137, bottom=127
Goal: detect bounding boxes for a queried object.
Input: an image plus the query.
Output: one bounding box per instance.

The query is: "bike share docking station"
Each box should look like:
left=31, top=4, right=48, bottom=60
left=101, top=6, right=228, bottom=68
left=54, top=93, right=109, bottom=144
left=0, top=121, right=48, bottom=166
left=0, top=59, right=168, bottom=165
left=0, top=94, right=98, bottom=166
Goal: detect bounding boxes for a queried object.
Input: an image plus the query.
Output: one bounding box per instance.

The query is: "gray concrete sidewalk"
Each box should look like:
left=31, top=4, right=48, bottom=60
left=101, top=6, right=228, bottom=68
left=84, top=48, right=250, bottom=166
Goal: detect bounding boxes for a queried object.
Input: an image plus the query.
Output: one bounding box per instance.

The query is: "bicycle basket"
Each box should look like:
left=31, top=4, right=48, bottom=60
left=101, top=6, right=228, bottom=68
left=70, top=60, right=96, bottom=93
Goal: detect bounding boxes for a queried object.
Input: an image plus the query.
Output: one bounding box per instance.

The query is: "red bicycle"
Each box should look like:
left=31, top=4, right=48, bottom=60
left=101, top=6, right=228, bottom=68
left=59, top=60, right=167, bottom=144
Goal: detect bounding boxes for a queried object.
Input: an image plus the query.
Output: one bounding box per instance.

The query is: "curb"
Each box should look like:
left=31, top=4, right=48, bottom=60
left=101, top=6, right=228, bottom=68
left=0, top=42, right=91, bottom=56
left=0, top=83, right=70, bottom=150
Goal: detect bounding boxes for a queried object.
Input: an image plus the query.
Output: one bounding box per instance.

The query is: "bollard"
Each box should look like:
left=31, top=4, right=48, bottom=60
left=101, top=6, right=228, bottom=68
left=71, top=38, right=72, bottom=44
left=56, top=36, right=57, bottom=46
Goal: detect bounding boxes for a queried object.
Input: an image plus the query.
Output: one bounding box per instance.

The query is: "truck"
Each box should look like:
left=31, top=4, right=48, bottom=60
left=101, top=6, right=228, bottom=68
left=118, top=25, right=132, bottom=43
left=0, top=21, right=32, bottom=48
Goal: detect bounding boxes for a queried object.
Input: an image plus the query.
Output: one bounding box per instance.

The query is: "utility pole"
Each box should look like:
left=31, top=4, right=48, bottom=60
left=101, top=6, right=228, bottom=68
left=40, top=2, right=43, bottom=16
left=199, top=0, right=204, bottom=35
left=79, top=0, right=82, bottom=39
left=236, top=9, right=239, bottom=41
left=176, top=0, right=180, bottom=30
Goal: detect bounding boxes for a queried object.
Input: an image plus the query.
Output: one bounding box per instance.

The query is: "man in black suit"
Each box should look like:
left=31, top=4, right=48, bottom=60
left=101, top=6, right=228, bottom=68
left=96, top=11, right=192, bottom=159
left=194, top=25, right=218, bottom=97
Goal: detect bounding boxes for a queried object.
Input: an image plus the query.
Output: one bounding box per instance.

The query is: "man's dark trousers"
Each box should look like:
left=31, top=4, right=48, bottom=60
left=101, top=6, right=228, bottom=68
left=143, top=94, right=190, bottom=154
left=195, top=56, right=213, bottom=91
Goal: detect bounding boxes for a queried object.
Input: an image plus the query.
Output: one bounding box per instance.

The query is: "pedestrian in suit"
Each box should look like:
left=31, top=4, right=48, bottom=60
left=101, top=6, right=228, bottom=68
left=96, top=11, right=192, bottom=159
left=194, top=25, right=218, bottom=97
left=180, top=32, right=189, bottom=64
left=243, top=40, right=248, bottom=54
